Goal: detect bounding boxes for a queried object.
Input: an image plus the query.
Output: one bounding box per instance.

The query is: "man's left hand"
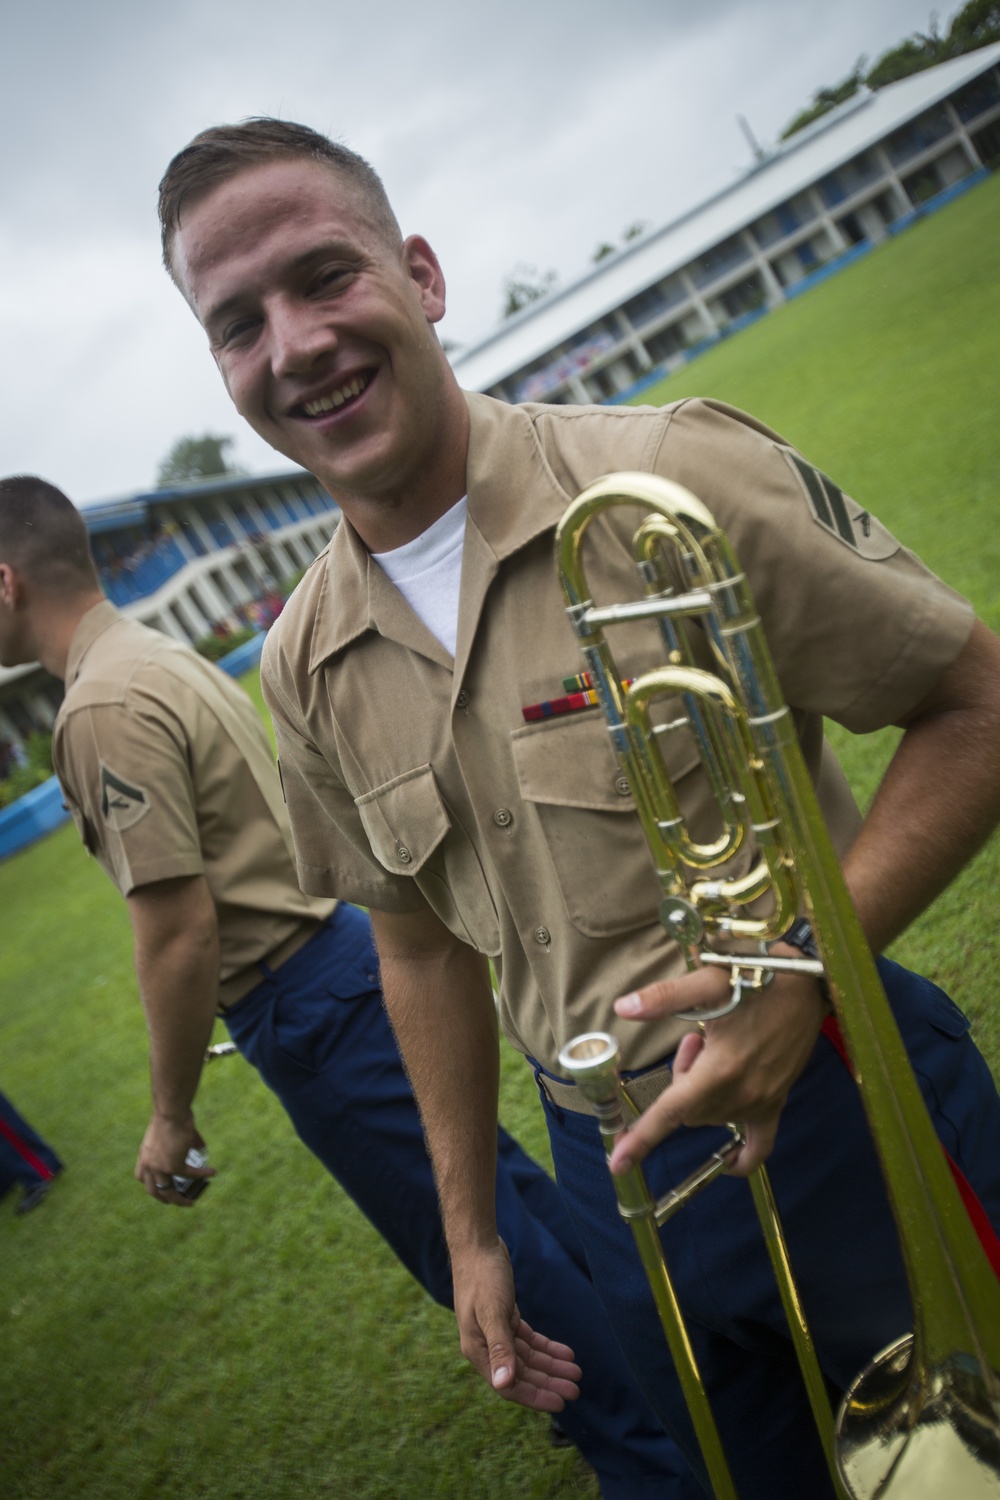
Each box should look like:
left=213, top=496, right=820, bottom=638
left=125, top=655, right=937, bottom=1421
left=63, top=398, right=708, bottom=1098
left=135, top=1111, right=215, bottom=1206
left=610, top=956, right=828, bottom=1177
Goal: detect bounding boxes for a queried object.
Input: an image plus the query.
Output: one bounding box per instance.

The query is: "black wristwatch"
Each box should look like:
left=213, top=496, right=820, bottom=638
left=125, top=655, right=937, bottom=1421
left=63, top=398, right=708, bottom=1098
left=778, top=918, right=832, bottom=1009
left=780, top=917, right=821, bottom=964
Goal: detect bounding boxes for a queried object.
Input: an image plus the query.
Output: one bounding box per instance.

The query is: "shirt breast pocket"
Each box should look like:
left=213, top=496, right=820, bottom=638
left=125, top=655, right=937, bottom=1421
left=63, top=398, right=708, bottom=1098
left=354, top=763, right=450, bottom=876
left=354, top=763, right=501, bottom=953
left=511, top=713, right=702, bottom=939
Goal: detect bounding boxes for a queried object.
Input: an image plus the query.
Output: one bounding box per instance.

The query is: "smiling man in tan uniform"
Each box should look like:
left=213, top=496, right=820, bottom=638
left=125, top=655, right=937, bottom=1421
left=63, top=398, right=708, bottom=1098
left=156, top=118, right=1000, bottom=1498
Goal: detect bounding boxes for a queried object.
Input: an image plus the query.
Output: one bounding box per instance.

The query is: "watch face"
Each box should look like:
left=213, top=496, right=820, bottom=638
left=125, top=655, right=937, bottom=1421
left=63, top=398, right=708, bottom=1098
left=785, top=918, right=817, bottom=957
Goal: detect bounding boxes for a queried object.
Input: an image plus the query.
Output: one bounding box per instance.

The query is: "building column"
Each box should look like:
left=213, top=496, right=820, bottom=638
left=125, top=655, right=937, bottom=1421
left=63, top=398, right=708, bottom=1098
left=273, top=538, right=300, bottom=577
left=944, top=100, right=985, bottom=169
left=191, top=572, right=231, bottom=623
left=807, top=190, right=849, bottom=254
left=613, top=309, right=654, bottom=371
left=218, top=497, right=252, bottom=543
left=171, top=589, right=211, bottom=641
left=678, top=271, right=719, bottom=337
left=165, top=519, right=197, bottom=563
left=153, top=609, right=188, bottom=643
left=217, top=559, right=252, bottom=606
left=305, top=527, right=328, bottom=564
left=243, top=495, right=298, bottom=578
left=740, top=230, right=784, bottom=306
left=243, top=493, right=275, bottom=539
left=276, top=533, right=306, bottom=571
left=873, top=146, right=912, bottom=216
left=183, top=505, right=217, bottom=554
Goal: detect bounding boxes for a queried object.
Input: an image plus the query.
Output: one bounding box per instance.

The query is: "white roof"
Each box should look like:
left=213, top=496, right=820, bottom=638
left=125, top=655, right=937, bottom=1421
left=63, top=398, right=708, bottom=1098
left=452, top=43, right=1000, bottom=392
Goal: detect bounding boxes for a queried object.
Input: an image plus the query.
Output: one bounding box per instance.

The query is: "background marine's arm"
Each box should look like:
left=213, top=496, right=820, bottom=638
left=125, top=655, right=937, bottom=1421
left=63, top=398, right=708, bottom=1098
left=128, top=873, right=219, bottom=1204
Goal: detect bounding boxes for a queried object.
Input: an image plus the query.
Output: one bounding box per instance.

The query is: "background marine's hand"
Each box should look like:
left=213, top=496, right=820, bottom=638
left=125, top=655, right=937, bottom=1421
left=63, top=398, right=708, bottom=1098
left=612, top=954, right=828, bottom=1176
left=452, top=1237, right=581, bottom=1411
left=135, top=1111, right=215, bottom=1206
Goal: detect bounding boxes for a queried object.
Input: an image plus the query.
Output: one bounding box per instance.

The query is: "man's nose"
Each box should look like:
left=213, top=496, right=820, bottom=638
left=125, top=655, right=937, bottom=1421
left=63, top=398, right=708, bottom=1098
left=269, top=300, right=336, bottom=378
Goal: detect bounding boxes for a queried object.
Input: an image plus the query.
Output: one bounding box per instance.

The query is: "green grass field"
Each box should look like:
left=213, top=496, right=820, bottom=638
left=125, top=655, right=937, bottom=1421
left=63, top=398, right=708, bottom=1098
left=2, top=172, right=999, bottom=1499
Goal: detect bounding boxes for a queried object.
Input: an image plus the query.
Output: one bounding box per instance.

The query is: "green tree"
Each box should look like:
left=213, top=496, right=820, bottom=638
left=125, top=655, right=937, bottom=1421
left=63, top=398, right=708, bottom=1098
left=622, top=220, right=650, bottom=243
left=865, top=33, right=943, bottom=90
left=783, top=2, right=1000, bottom=138
left=947, top=0, right=1000, bottom=49
left=780, top=59, right=867, bottom=140
left=501, top=264, right=558, bottom=320
left=156, top=433, right=241, bottom=488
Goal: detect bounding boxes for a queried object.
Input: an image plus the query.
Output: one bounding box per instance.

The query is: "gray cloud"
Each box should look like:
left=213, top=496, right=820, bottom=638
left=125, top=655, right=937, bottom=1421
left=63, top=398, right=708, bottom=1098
left=0, top=0, right=938, bottom=499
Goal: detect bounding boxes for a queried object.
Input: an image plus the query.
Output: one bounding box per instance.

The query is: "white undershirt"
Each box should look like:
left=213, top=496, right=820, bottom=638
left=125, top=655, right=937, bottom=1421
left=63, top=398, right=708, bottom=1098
left=371, top=497, right=467, bottom=658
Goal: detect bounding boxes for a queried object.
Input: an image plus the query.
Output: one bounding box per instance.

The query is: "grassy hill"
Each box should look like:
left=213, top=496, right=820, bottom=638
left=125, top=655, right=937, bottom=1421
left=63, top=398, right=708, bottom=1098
left=1, top=172, right=998, bottom=1499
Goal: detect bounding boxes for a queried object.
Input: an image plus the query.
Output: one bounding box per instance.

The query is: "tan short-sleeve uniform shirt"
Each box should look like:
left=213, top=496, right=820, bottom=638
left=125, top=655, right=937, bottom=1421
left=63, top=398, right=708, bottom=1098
left=262, top=395, right=973, bottom=1073
left=54, top=603, right=333, bottom=1006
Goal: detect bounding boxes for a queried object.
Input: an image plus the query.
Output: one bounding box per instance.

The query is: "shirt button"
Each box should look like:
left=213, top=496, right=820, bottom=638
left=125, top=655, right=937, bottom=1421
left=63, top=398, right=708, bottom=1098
left=456, top=689, right=471, bottom=710
left=397, top=844, right=412, bottom=864
left=533, top=926, right=551, bottom=946
left=615, top=775, right=631, bottom=797
left=493, top=807, right=512, bottom=827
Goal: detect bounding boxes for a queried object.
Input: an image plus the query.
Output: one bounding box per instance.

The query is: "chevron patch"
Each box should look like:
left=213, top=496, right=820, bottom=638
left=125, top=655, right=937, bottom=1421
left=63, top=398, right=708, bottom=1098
left=778, top=449, right=900, bottom=561
left=788, top=454, right=858, bottom=546
left=100, top=763, right=149, bottom=832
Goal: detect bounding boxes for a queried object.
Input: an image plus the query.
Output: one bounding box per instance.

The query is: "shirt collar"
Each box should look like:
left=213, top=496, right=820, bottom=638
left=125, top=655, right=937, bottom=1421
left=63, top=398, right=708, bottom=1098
left=64, top=599, right=122, bottom=688
left=307, top=393, right=572, bottom=673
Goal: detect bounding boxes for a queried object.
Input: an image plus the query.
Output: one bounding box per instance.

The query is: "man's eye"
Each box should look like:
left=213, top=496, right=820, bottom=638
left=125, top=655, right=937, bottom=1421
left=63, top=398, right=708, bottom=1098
left=219, top=318, right=257, bottom=347
left=313, top=266, right=350, bottom=294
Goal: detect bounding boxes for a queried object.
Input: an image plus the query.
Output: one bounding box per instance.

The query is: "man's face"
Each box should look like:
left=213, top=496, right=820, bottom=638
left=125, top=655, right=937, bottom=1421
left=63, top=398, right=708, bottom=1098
left=173, top=159, right=452, bottom=508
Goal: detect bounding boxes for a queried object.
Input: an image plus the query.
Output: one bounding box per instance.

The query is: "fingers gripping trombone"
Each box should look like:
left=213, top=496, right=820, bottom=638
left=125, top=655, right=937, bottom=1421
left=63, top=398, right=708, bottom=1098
left=555, top=473, right=1000, bottom=1500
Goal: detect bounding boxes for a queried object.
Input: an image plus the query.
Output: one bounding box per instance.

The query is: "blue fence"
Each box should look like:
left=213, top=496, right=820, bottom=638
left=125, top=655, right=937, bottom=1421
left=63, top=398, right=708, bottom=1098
left=0, top=631, right=267, bottom=863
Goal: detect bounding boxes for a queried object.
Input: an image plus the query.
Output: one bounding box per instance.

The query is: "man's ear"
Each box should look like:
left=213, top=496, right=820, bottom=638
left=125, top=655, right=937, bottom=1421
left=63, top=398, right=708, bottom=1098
left=0, top=562, right=21, bottom=610
left=403, top=235, right=447, bottom=324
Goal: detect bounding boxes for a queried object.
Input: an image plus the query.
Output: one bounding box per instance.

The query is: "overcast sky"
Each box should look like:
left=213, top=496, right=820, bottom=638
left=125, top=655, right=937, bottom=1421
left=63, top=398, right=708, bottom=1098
left=0, top=0, right=942, bottom=504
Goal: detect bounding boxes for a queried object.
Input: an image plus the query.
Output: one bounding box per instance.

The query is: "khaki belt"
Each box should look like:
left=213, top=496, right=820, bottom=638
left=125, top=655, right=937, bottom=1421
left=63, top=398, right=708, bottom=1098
left=537, top=1062, right=673, bottom=1118
left=220, top=919, right=325, bottom=1010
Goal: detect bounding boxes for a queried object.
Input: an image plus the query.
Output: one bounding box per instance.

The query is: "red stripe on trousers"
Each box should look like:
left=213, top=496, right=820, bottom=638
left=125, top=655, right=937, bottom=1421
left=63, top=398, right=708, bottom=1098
left=0, top=1114, right=55, bottom=1181
left=820, top=1015, right=1000, bottom=1279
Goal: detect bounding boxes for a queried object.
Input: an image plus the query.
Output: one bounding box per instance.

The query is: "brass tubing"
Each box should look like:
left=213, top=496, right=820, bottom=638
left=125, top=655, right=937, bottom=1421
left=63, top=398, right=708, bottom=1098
left=747, top=1166, right=848, bottom=1499
left=560, top=1034, right=739, bottom=1500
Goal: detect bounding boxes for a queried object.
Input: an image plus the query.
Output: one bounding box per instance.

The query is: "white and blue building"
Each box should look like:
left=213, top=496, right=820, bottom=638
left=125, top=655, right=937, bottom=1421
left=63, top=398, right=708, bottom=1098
left=452, top=45, right=1000, bottom=406
left=0, top=468, right=338, bottom=750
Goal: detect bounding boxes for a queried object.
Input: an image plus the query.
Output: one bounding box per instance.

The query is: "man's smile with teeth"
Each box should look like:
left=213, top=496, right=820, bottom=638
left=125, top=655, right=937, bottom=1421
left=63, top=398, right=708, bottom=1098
left=302, top=373, right=371, bottom=417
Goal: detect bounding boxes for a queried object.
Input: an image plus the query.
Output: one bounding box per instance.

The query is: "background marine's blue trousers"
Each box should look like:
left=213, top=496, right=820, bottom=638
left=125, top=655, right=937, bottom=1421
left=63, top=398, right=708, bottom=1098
left=223, top=902, right=696, bottom=1499
left=0, top=1089, right=62, bottom=1196
left=535, top=958, right=1000, bottom=1500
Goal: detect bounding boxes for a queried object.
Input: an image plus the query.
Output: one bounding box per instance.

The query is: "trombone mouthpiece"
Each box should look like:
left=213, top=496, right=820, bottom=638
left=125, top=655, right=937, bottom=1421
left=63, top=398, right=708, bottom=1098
left=559, top=1032, right=622, bottom=1106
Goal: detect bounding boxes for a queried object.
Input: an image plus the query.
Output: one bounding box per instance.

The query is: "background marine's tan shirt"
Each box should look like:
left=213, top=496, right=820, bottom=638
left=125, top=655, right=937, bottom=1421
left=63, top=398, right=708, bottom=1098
left=262, top=394, right=974, bottom=1074
left=54, top=602, right=333, bottom=1006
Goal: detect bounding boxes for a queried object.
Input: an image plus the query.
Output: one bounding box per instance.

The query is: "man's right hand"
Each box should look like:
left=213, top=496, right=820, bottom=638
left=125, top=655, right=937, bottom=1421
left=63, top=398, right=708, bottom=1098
left=452, top=1239, right=581, bottom=1411
left=134, top=1111, right=215, bottom=1206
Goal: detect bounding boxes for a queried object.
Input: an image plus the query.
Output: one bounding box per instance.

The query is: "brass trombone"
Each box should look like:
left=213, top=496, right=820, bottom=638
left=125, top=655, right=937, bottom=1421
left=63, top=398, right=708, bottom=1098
left=554, top=472, right=1000, bottom=1499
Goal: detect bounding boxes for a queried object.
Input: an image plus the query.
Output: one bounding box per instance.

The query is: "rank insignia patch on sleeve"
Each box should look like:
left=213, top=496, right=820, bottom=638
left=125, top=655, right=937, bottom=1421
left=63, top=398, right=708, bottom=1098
left=779, top=448, right=900, bottom=560
left=100, top=763, right=150, bottom=832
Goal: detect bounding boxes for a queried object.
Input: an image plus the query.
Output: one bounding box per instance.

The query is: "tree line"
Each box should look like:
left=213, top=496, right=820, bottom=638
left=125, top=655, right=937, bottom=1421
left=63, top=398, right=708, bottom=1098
left=782, top=0, right=1000, bottom=140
